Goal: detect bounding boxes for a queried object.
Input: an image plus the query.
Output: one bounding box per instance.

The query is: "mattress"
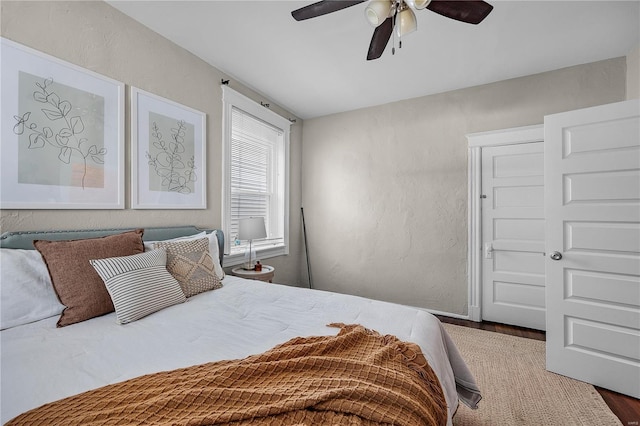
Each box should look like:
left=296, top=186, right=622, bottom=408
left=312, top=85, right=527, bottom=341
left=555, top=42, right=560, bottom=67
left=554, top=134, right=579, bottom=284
left=1, top=275, right=480, bottom=425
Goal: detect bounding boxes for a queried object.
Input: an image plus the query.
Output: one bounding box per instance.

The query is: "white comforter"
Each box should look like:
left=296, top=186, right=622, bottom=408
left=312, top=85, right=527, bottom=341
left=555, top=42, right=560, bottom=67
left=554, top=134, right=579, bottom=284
left=1, top=276, right=479, bottom=425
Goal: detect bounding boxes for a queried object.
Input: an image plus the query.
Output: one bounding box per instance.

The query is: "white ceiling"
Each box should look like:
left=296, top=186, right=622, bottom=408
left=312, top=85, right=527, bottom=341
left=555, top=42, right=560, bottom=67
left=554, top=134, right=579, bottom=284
left=107, top=1, right=640, bottom=119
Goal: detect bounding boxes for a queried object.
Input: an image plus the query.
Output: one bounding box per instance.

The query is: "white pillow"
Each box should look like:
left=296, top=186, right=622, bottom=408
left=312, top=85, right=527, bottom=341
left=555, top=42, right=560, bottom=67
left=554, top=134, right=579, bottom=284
left=204, top=231, right=225, bottom=280
left=145, top=231, right=224, bottom=280
left=90, top=249, right=186, bottom=324
left=0, top=248, right=65, bottom=330
left=143, top=231, right=207, bottom=252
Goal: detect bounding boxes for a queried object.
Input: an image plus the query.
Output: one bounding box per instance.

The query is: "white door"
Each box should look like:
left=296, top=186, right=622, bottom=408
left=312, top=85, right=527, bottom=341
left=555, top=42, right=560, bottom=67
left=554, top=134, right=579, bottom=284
left=545, top=99, right=640, bottom=398
left=481, top=142, right=546, bottom=330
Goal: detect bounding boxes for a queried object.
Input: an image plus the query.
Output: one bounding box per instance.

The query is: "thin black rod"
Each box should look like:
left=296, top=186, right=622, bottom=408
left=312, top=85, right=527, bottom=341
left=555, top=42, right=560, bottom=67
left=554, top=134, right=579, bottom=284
left=301, top=207, right=313, bottom=289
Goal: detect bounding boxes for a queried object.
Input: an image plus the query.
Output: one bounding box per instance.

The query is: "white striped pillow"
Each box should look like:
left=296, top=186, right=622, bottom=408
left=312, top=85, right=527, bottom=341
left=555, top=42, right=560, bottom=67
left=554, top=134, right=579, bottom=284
left=89, top=249, right=186, bottom=324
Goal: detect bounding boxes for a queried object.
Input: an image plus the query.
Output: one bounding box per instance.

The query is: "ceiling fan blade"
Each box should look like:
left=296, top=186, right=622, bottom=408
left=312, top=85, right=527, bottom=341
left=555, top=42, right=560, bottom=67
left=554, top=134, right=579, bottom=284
left=292, top=0, right=366, bottom=21
left=367, top=17, right=394, bottom=61
left=426, top=0, right=493, bottom=25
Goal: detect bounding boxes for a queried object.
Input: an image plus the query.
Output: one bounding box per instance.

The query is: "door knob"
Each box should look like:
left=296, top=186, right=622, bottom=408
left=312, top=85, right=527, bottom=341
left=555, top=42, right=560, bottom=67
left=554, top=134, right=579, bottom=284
left=550, top=251, right=563, bottom=261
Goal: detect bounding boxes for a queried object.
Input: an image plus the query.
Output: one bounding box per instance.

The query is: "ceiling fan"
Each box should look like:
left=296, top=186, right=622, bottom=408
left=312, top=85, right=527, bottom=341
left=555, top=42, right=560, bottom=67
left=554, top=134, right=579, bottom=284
left=291, top=0, right=493, bottom=60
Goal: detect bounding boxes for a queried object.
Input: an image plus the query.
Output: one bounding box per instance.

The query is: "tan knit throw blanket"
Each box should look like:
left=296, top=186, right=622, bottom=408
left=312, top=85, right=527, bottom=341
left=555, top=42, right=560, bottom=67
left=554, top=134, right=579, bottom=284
left=8, top=324, right=447, bottom=426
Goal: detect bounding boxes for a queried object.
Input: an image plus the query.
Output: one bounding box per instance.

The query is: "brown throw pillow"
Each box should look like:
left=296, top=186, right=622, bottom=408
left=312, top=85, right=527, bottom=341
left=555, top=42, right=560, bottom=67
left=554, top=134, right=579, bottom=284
left=153, top=238, right=222, bottom=297
left=34, top=229, right=144, bottom=327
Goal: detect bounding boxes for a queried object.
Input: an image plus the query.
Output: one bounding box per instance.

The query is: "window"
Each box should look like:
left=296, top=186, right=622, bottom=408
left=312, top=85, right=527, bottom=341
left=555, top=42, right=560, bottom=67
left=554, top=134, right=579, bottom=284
left=222, top=86, right=290, bottom=265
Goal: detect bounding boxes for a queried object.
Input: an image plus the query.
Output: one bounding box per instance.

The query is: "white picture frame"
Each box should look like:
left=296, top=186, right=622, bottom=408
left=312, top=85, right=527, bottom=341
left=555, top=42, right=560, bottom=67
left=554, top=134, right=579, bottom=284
left=1, top=38, right=125, bottom=209
left=130, top=87, right=207, bottom=209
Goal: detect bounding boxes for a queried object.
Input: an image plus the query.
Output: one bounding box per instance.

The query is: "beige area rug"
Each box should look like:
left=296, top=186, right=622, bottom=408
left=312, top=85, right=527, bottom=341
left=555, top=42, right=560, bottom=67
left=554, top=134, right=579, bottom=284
left=442, top=323, right=622, bottom=426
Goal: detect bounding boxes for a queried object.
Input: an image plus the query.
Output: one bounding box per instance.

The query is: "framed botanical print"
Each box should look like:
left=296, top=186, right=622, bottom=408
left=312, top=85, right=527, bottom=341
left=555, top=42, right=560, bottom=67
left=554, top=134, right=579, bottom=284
left=130, top=87, right=206, bottom=209
left=1, top=38, right=125, bottom=209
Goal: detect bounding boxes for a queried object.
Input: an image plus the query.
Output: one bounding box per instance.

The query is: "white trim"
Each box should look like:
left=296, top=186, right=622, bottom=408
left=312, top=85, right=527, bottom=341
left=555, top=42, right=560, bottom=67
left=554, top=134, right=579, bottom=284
left=467, top=124, right=543, bottom=147
left=467, top=146, right=482, bottom=322
left=221, top=86, right=291, bottom=130
left=221, top=86, right=290, bottom=259
left=424, top=308, right=472, bottom=321
left=397, top=304, right=473, bottom=321
left=223, top=244, right=287, bottom=267
left=466, top=124, right=543, bottom=323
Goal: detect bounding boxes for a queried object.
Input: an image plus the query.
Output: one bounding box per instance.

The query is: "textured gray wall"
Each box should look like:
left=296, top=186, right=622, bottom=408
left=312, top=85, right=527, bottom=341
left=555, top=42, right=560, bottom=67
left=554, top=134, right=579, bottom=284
left=301, top=58, right=626, bottom=315
left=0, top=1, right=305, bottom=287
left=1, top=2, right=632, bottom=308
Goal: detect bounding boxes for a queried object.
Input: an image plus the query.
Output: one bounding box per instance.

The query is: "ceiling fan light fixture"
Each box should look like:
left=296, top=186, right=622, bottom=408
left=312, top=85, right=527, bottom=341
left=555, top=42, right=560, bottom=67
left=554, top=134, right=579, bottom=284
left=365, top=0, right=393, bottom=27
left=405, top=0, right=431, bottom=10
left=397, top=6, right=417, bottom=36
left=291, top=0, right=494, bottom=60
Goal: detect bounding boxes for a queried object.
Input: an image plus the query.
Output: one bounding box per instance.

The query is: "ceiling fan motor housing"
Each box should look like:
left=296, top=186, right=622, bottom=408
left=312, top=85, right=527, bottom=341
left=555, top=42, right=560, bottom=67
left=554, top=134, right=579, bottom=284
left=405, top=0, right=431, bottom=10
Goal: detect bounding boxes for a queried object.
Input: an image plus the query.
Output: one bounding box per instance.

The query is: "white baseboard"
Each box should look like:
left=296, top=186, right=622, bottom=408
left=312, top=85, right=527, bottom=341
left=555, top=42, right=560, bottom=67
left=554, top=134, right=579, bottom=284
left=467, top=305, right=481, bottom=322
left=422, top=308, right=471, bottom=321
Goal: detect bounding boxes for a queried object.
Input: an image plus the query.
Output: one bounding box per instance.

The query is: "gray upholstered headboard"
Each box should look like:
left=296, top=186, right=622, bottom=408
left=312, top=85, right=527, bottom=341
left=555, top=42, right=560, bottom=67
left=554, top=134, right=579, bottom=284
left=0, top=226, right=225, bottom=266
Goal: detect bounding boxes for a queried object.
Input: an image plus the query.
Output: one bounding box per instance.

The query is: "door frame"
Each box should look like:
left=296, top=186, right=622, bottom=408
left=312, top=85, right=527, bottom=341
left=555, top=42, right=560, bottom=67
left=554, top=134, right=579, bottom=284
left=466, top=124, right=543, bottom=322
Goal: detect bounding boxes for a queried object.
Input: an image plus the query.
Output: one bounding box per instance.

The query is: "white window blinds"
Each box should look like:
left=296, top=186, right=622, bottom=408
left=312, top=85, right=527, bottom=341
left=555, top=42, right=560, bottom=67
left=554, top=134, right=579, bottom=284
left=229, top=106, right=282, bottom=248
left=222, top=86, right=290, bottom=262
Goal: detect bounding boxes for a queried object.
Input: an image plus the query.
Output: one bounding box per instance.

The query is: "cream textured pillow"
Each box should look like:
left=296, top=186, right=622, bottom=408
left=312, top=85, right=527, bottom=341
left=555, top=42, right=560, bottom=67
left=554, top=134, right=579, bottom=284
left=34, top=229, right=145, bottom=327
left=153, top=238, right=222, bottom=297
left=90, top=249, right=186, bottom=324
left=147, top=231, right=224, bottom=280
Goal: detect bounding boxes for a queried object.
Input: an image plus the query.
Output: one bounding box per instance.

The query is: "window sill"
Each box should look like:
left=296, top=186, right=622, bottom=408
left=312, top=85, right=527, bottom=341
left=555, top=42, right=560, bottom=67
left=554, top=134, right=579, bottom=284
left=223, top=244, right=288, bottom=267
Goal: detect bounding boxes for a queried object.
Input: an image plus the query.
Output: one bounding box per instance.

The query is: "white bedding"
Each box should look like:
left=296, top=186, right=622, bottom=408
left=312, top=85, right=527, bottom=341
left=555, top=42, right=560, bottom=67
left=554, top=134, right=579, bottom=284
left=1, top=275, right=479, bottom=425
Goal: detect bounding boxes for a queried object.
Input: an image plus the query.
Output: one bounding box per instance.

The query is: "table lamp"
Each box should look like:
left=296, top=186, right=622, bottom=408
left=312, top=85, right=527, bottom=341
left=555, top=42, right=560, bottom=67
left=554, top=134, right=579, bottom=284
left=238, top=217, right=266, bottom=270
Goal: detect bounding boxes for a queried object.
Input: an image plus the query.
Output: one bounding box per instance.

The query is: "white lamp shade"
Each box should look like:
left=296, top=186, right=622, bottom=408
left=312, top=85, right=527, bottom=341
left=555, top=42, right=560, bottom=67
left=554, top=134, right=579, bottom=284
left=238, top=217, right=267, bottom=240
left=397, top=7, right=417, bottom=36
left=405, top=0, right=431, bottom=10
left=365, top=0, right=392, bottom=27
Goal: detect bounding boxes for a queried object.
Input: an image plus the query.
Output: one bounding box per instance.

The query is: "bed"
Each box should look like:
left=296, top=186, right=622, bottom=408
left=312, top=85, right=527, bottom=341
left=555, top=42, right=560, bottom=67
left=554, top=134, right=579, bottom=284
left=0, top=226, right=480, bottom=425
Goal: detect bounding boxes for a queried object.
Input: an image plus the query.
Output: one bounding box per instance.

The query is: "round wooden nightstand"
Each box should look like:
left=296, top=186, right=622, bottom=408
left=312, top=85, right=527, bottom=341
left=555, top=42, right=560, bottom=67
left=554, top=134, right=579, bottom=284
left=231, top=265, right=275, bottom=283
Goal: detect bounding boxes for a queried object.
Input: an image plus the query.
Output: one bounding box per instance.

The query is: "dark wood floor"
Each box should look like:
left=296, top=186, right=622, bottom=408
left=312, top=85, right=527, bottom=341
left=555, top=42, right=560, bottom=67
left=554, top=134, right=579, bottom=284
left=436, top=315, right=640, bottom=426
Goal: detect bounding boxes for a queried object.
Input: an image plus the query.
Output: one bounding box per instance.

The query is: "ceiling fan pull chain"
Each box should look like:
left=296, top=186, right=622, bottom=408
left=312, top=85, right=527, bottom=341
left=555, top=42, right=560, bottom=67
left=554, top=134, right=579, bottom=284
left=392, top=7, right=397, bottom=55
left=392, top=28, right=396, bottom=54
